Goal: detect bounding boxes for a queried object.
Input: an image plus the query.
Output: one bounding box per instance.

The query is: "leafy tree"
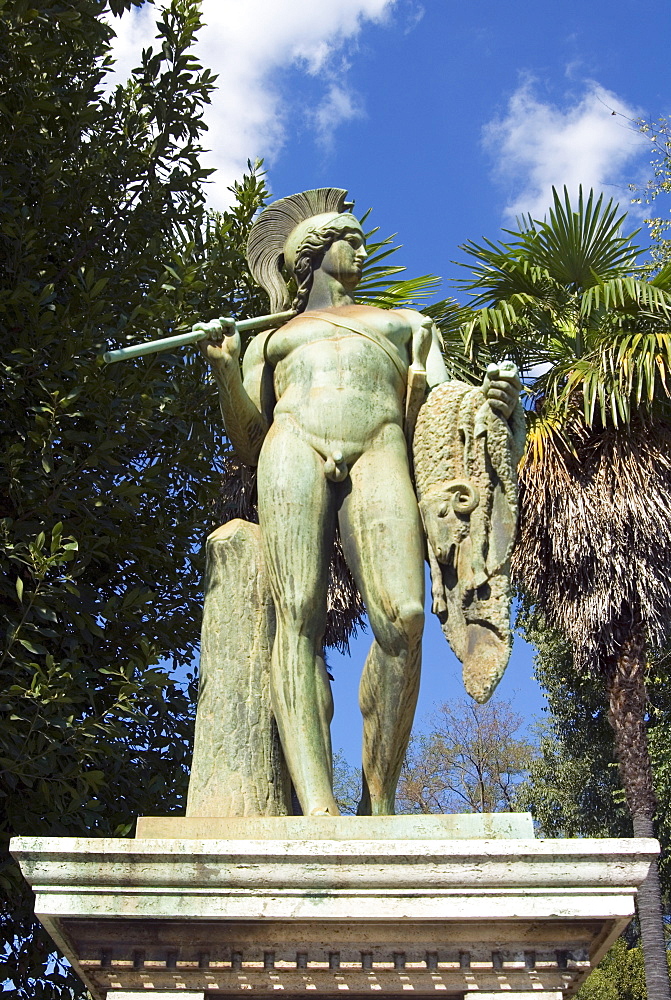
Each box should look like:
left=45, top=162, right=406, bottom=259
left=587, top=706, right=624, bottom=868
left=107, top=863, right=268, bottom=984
left=332, top=750, right=361, bottom=815
left=520, top=606, right=671, bottom=908
left=633, top=117, right=671, bottom=270
left=332, top=698, right=534, bottom=817
left=0, top=1, right=276, bottom=995
left=457, top=187, right=671, bottom=1000
left=518, top=609, right=631, bottom=841
left=396, top=698, right=535, bottom=814
left=577, top=938, right=649, bottom=1000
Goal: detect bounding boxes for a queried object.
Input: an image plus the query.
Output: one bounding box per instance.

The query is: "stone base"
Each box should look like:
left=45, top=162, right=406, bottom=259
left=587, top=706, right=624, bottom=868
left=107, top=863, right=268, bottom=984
left=135, top=812, right=535, bottom=841
left=10, top=818, right=658, bottom=1000
left=106, top=994, right=564, bottom=1000
left=106, top=993, right=565, bottom=1000
left=108, top=995, right=206, bottom=1000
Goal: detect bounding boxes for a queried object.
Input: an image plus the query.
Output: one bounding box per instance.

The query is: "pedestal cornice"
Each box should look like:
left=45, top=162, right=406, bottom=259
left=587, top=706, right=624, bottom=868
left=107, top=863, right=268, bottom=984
left=10, top=825, right=658, bottom=999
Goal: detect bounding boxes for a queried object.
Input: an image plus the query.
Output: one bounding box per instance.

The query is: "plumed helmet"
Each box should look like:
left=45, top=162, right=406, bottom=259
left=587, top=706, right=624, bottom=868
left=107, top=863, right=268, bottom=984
left=246, top=188, right=357, bottom=312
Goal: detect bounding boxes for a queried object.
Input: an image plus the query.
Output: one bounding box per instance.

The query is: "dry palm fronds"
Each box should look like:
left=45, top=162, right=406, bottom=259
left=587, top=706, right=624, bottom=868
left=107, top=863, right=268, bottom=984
left=216, top=451, right=365, bottom=654
left=325, top=530, right=366, bottom=654
left=513, top=415, right=671, bottom=674
left=216, top=450, right=259, bottom=525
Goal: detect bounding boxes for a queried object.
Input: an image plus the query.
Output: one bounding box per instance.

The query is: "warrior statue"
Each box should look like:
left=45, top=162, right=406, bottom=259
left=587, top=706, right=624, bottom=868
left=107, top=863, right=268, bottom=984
left=190, top=188, right=525, bottom=818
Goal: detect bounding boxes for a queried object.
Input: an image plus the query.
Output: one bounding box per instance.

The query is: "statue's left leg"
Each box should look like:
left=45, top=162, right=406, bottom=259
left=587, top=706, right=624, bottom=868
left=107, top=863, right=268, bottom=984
left=338, top=427, right=425, bottom=815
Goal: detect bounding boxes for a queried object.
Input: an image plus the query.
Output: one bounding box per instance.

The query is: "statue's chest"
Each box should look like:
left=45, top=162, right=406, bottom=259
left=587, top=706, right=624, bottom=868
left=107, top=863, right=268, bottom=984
left=266, top=312, right=411, bottom=366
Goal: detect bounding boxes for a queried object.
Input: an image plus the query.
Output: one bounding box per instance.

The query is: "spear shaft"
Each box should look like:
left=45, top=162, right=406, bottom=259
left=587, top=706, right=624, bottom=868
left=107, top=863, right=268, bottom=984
left=103, top=309, right=295, bottom=364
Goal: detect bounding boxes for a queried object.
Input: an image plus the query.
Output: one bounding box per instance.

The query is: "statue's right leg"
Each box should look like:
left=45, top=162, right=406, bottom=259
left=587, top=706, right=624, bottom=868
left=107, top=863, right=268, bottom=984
left=257, top=425, right=339, bottom=816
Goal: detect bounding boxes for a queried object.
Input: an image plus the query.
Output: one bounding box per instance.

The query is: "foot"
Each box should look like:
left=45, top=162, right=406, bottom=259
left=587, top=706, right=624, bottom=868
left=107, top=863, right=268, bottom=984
left=309, top=804, right=340, bottom=816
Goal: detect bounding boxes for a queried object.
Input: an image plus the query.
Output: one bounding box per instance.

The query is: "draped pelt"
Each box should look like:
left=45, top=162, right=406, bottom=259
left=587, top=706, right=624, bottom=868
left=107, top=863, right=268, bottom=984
left=413, top=382, right=526, bottom=702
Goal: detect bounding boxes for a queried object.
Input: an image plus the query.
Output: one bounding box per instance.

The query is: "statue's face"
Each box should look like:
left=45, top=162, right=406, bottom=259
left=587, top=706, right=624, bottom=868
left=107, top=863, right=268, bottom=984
left=320, top=224, right=367, bottom=290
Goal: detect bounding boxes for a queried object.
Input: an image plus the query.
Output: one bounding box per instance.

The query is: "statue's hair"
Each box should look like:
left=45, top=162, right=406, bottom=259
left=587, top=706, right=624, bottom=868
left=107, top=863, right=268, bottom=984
left=246, top=188, right=354, bottom=312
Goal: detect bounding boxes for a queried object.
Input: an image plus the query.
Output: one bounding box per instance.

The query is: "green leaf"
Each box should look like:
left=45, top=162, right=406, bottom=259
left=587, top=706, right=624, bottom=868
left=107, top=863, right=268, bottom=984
left=17, top=638, right=48, bottom=655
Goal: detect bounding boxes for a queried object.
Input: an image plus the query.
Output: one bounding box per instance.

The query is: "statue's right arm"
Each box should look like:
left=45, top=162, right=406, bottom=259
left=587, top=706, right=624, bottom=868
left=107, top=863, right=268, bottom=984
left=203, top=330, right=270, bottom=466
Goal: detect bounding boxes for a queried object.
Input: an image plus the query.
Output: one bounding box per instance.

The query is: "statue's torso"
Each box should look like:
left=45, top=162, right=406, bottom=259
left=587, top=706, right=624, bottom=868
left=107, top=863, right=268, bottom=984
left=261, top=304, right=416, bottom=458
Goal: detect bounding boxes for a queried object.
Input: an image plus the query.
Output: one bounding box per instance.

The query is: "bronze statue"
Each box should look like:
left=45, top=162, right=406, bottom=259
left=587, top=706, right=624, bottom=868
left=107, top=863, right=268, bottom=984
left=194, top=189, right=524, bottom=817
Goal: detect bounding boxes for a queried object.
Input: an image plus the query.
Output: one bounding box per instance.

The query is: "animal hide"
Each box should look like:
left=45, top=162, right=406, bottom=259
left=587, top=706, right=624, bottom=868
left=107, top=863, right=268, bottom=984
left=413, top=381, right=526, bottom=702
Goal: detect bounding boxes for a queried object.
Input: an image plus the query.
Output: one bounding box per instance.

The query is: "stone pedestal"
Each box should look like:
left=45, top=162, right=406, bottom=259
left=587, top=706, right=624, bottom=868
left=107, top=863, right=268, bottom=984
left=11, top=817, right=657, bottom=1000
left=107, top=990, right=563, bottom=1000
left=106, top=996, right=565, bottom=1000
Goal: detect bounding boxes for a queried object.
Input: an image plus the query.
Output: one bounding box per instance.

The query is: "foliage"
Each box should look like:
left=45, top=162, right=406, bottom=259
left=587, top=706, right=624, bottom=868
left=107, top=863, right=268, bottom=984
left=577, top=938, right=649, bottom=1000
left=520, top=606, right=671, bottom=898
left=633, top=117, right=671, bottom=270
left=332, top=751, right=360, bottom=815
left=517, top=593, right=671, bottom=989
left=355, top=225, right=441, bottom=310
left=517, top=607, right=631, bottom=841
left=458, top=187, right=671, bottom=433
left=519, top=613, right=671, bottom=912
left=396, top=699, right=535, bottom=814
left=456, top=186, right=671, bottom=673
left=0, top=1, right=276, bottom=995
left=334, top=696, right=536, bottom=817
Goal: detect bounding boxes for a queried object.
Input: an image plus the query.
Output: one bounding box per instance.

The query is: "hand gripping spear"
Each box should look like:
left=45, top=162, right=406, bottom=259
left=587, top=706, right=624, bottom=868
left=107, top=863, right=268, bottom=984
left=102, top=309, right=296, bottom=364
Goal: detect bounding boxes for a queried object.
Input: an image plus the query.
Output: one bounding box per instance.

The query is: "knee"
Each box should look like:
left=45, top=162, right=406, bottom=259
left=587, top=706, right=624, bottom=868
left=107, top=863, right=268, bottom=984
left=399, top=601, right=425, bottom=645
left=370, top=600, right=424, bottom=656
left=273, top=589, right=326, bottom=641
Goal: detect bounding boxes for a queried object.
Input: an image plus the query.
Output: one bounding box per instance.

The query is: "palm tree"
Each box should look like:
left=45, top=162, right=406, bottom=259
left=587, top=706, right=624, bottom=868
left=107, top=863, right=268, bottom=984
left=456, top=187, right=671, bottom=1000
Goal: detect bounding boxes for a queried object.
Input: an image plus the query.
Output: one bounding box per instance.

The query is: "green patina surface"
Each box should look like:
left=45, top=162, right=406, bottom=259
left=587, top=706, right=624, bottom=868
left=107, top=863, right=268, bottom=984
left=194, top=189, right=524, bottom=819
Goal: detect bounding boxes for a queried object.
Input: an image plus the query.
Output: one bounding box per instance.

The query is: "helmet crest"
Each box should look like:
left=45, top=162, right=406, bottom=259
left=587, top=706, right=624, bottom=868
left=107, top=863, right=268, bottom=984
left=246, top=188, right=355, bottom=312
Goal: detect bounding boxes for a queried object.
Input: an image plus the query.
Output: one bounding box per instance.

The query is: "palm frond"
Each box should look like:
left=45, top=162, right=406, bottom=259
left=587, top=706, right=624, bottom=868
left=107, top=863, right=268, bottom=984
left=357, top=228, right=441, bottom=308
left=649, top=259, right=671, bottom=290
left=456, top=188, right=639, bottom=308
left=421, top=297, right=486, bottom=383
left=454, top=247, right=561, bottom=308
left=581, top=275, right=671, bottom=316
left=452, top=187, right=671, bottom=432
left=461, top=299, right=579, bottom=381
left=539, top=329, right=671, bottom=429
left=357, top=273, right=441, bottom=309
left=520, top=406, right=576, bottom=473
left=529, top=186, right=640, bottom=289
left=594, top=329, right=671, bottom=410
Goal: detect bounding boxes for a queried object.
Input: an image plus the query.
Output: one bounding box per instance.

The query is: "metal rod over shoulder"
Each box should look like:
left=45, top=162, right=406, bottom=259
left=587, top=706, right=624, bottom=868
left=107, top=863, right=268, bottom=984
left=102, top=309, right=296, bottom=364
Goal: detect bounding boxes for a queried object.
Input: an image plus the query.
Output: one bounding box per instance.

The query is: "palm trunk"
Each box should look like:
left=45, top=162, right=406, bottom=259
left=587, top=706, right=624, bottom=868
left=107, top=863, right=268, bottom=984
left=606, top=633, right=670, bottom=1000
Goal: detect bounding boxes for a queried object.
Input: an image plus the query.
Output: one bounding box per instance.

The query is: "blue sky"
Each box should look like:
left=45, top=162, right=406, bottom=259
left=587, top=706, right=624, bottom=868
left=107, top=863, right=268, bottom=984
left=111, top=0, right=669, bottom=765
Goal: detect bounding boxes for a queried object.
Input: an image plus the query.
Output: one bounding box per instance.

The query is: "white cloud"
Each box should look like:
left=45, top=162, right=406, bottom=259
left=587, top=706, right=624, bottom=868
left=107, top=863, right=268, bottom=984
left=313, top=83, right=364, bottom=149
left=104, top=2, right=156, bottom=81
left=483, top=80, right=648, bottom=220
left=105, top=0, right=396, bottom=208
